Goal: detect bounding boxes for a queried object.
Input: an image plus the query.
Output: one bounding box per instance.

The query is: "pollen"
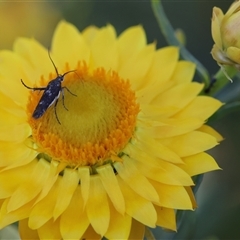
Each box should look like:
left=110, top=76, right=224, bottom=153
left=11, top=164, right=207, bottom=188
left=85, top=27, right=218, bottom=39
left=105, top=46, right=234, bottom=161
left=27, top=62, right=139, bottom=168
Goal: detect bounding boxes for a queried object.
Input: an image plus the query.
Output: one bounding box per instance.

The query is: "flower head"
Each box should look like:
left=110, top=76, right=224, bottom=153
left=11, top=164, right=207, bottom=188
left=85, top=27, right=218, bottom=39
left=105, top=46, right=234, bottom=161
left=211, top=0, right=240, bottom=69
left=0, top=21, right=222, bottom=239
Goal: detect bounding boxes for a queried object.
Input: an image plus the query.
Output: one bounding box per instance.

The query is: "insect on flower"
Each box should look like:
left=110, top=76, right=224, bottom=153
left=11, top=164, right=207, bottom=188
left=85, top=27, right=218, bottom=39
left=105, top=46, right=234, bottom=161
left=21, top=50, right=77, bottom=124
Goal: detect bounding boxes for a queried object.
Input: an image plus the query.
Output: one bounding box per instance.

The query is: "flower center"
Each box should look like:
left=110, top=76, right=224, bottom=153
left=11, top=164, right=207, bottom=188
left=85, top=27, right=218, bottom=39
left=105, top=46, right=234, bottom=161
left=27, top=62, right=139, bottom=168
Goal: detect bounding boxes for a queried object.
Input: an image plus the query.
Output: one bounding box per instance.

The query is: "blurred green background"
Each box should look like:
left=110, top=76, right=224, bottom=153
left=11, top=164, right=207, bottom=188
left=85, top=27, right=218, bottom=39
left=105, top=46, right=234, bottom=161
left=1, top=0, right=239, bottom=239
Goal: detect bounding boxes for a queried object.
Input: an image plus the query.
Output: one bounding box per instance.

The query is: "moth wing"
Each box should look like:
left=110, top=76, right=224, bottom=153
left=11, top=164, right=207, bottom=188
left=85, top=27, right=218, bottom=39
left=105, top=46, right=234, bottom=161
left=32, top=81, right=61, bottom=119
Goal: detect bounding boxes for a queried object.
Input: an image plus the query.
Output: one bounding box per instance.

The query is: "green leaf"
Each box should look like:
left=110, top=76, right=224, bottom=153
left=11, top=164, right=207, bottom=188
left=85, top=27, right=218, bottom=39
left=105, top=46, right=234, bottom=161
left=208, top=101, right=240, bottom=123
left=151, top=0, right=210, bottom=85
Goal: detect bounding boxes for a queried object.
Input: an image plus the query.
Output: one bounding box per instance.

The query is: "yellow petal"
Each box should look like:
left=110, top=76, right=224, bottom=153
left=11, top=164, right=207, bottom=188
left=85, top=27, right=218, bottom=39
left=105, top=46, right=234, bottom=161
left=0, top=106, right=25, bottom=126
left=139, top=117, right=203, bottom=138
left=226, top=46, right=240, bottom=64
left=0, top=141, right=36, bottom=169
left=133, top=130, right=183, bottom=163
left=82, top=25, right=99, bottom=45
left=14, top=38, right=53, bottom=79
left=53, top=168, right=79, bottom=219
left=52, top=21, right=91, bottom=68
left=0, top=161, right=36, bottom=199
left=151, top=82, right=203, bottom=111
left=182, top=152, right=221, bottom=176
left=90, top=25, right=118, bottom=71
left=119, top=44, right=155, bottom=91
left=129, top=155, right=193, bottom=186
left=37, top=218, right=61, bottom=240
left=19, top=218, right=39, bottom=240
left=29, top=178, right=60, bottom=229
left=0, top=198, right=32, bottom=228
left=118, top=176, right=157, bottom=227
left=144, top=47, right=179, bottom=87
left=198, top=125, right=224, bottom=142
left=172, top=61, right=196, bottom=84
left=7, top=159, right=50, bottom=212
left=158, top=131, right=219, bottom=157
left=60, top=187, right=89, bottom=240
left=138, top=104, right=179, bottom=119
left=118, top=25, right=146, bottom=64
left=175, top=96, right=223, bottom=120
left=137, top=47, right=179, bottom=104
left=128, top=219, right=145, bottom=240
left=86, top=176, right=110, bottom=236
left=185, top=186, right=197, bottom=209
left=155, top=206, right=176, bottom=231
left=224, top=0, right=240, bottom=18
left=97, top=164, right=125, bottom=214
left=78, top=166, right=90, bottom=208
left=0, top=123, right=31, bottom=143
left=35, top=160, right=59, bottom=203
left=114, top=156, right=159, bottom=202
left=124, top=143, right=163, bottom=168
left=150, top=180, right=193, bottom=209
left=0, top=50, right=32, bottom=106
left=105, top=200, right=132, bottom=239
left=211, top=44, right=232, bottom=64
left=211, top=7, right=224, bottom=49
left=0, top=92, right=26, bottom=118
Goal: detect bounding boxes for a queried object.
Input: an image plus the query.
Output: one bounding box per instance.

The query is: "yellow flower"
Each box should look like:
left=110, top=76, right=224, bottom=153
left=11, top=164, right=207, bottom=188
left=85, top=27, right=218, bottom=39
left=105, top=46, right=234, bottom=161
left=211, top=0, right=240, bottom=69
left=0, top=21, right=222, bottom=239
left=0, top=1, right=61, bottom=49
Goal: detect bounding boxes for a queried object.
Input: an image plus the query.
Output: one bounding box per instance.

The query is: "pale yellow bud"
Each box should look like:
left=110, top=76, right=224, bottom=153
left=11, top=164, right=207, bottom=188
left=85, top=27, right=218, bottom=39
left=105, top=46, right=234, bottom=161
left=211, top=1, right=240, bottom=70
left=221, top=11, right=240, bottom=48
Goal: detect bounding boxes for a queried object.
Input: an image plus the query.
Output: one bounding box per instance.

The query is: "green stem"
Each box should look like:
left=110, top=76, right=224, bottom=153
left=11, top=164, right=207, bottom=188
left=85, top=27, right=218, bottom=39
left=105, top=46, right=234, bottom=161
left=205, top=66, right=238, bottom=96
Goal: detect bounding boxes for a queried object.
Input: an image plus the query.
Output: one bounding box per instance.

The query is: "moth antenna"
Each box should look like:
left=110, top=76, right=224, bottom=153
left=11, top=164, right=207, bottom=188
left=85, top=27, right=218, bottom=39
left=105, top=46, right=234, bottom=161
left=62, top=70, right=82, bottom=84
left=62, top=70, right=76, bottom=78
left=48, top=48, right=59, bottom=76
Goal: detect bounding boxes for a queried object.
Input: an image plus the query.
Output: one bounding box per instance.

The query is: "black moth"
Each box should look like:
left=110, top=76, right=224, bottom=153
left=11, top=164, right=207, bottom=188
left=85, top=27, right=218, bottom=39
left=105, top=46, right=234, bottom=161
left=21, top=50, right=77, bottom=124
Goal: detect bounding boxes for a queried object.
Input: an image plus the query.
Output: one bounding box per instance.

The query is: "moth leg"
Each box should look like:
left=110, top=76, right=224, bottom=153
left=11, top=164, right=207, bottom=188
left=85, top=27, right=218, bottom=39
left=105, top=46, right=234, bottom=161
left=21, top=79, right=46, bottom=91
left=62, top=86, right=77, bottom=97
left=61, top=89, right=68, bottom=111
left=54, top=98, right=61, bottom=125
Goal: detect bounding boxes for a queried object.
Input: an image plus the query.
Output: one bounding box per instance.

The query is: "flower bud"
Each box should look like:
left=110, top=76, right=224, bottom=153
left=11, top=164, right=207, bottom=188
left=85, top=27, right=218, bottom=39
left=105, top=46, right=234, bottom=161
left=211, top=1, right=240, bottom=70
